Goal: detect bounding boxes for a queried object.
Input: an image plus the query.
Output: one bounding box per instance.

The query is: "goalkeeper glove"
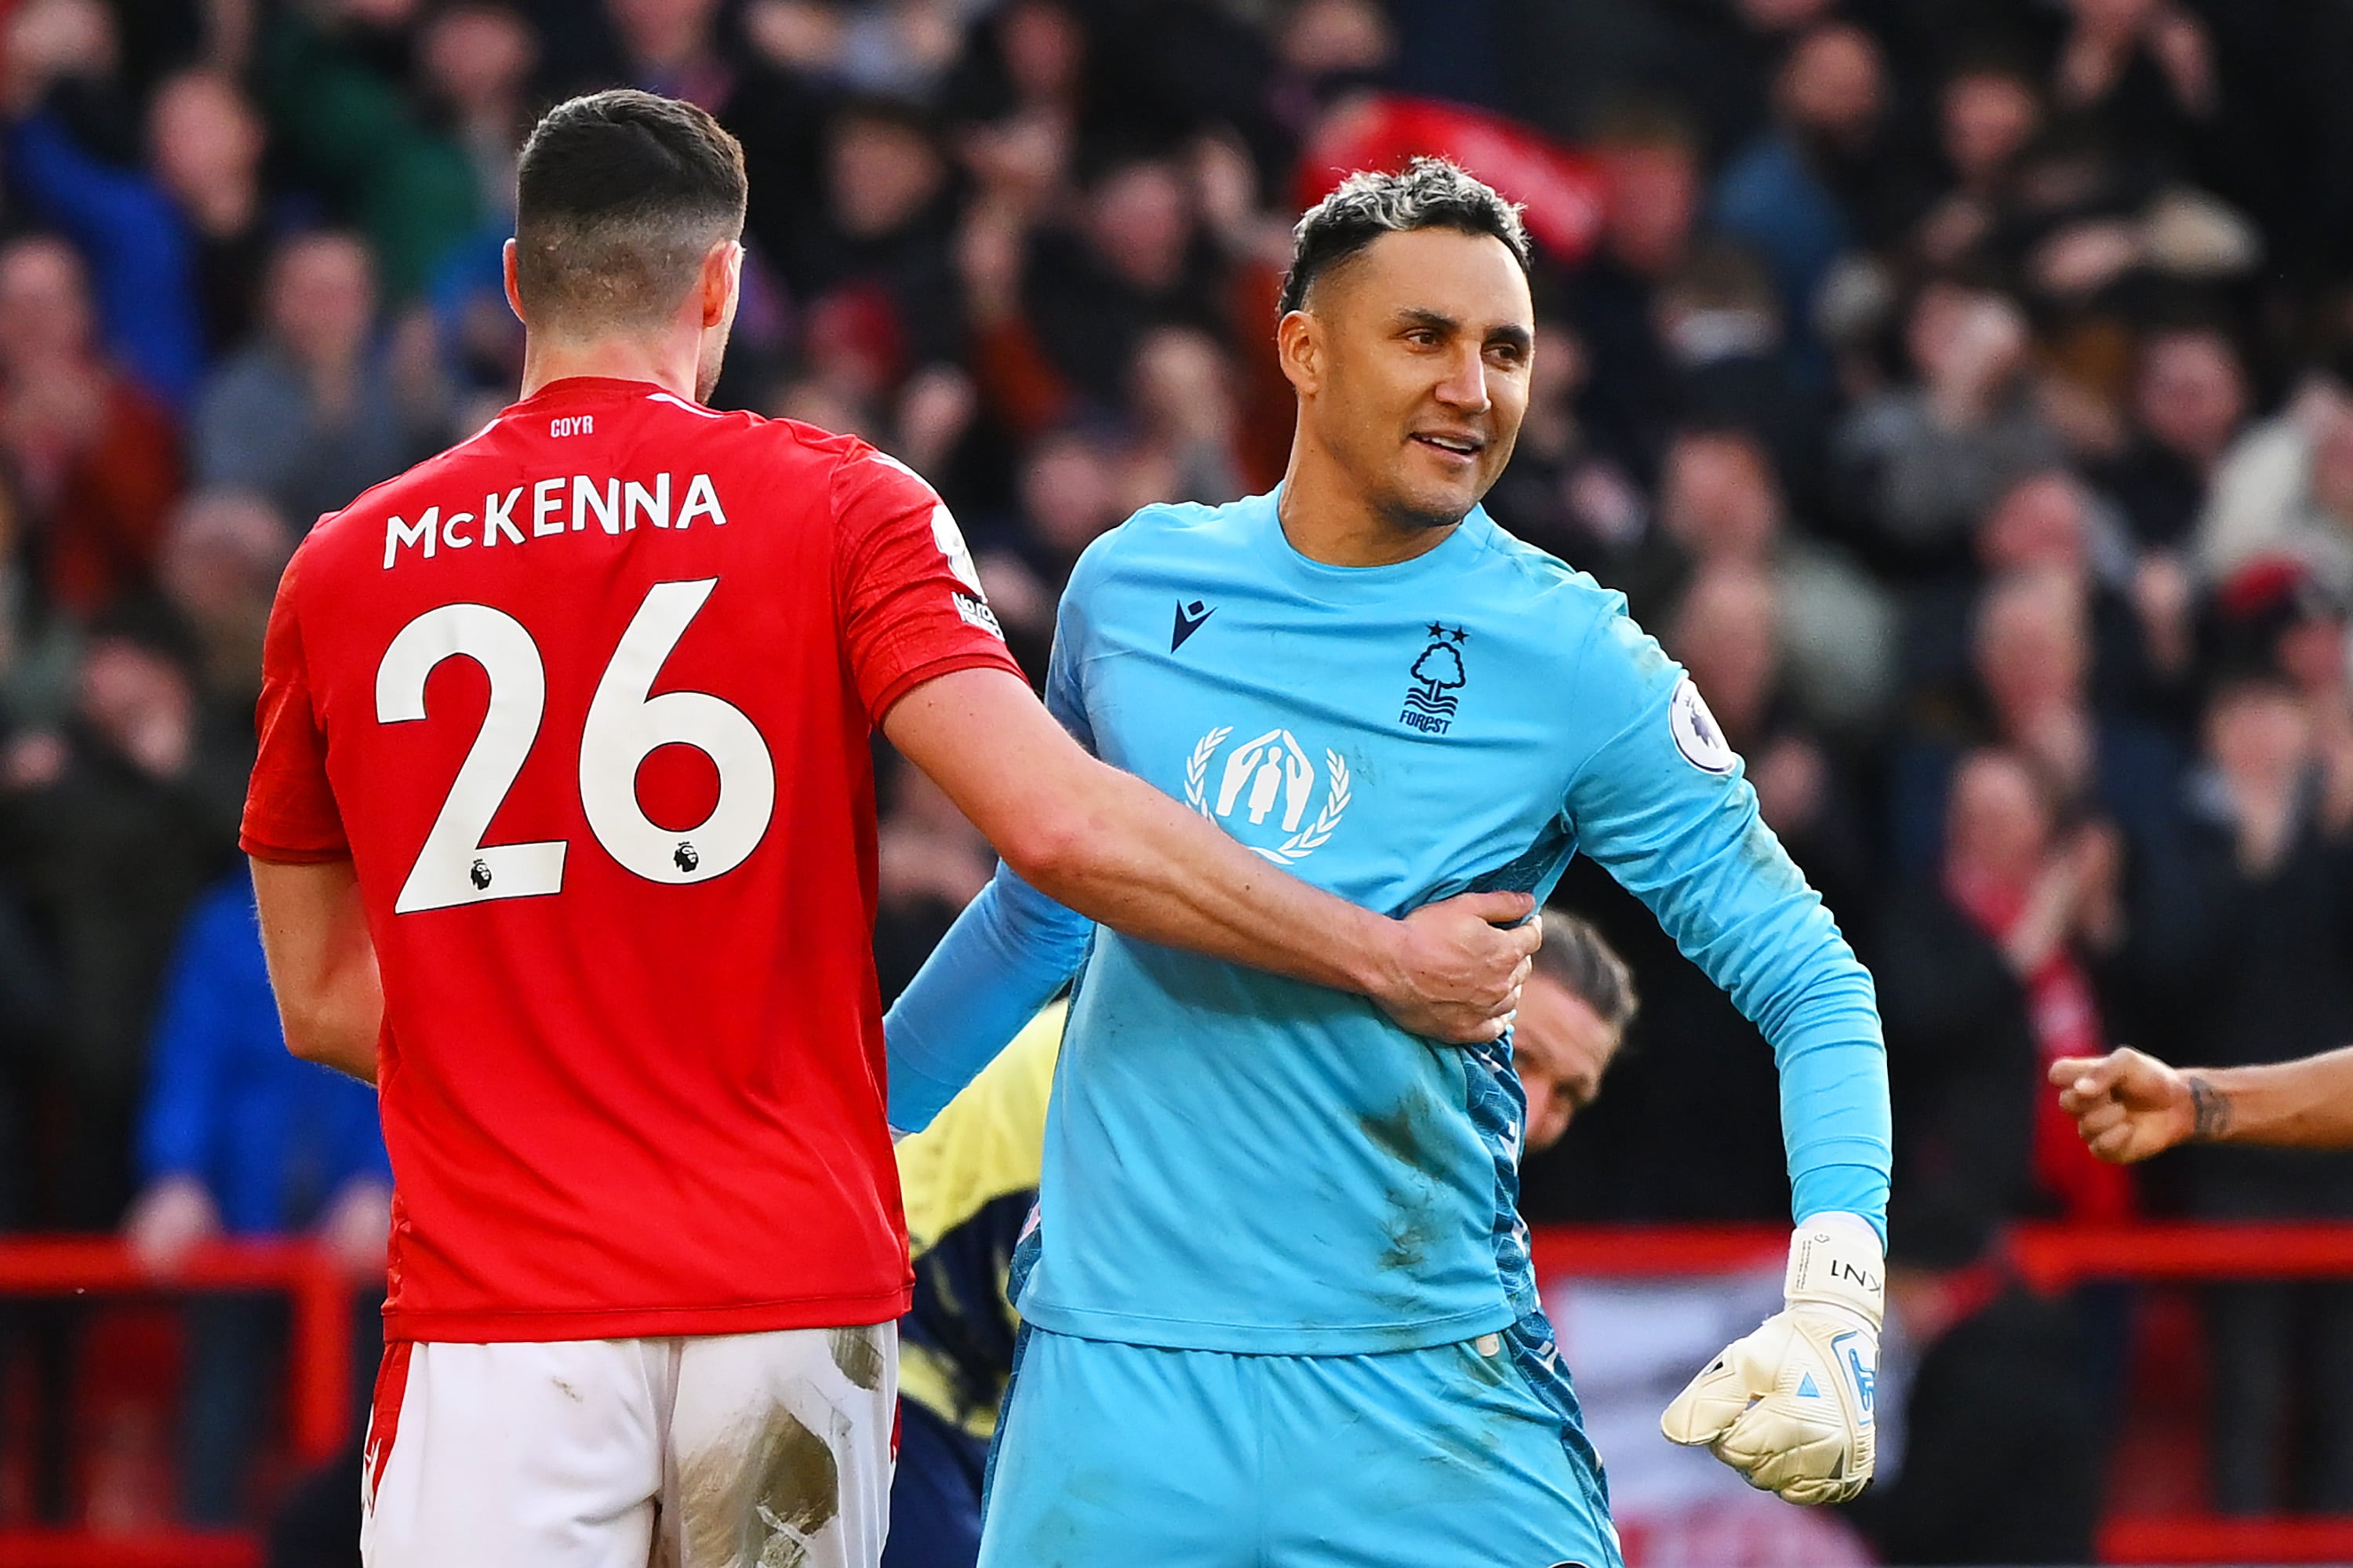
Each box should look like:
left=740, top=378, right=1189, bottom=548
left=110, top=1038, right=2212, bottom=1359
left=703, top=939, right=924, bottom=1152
left=1660, top=1211, right=1882, bottom=1504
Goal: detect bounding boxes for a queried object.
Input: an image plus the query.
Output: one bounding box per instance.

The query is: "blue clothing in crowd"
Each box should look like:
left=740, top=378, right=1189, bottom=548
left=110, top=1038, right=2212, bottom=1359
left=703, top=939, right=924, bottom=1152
left=136, top=875, right=389, bottom=1233
left=9, top=111, right=208, bottom=409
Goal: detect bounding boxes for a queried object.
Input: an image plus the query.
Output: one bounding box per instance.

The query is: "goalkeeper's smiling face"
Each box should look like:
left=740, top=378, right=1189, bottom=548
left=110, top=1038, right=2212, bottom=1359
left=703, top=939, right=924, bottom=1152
left=1289, top=226, right=1534, bottom=532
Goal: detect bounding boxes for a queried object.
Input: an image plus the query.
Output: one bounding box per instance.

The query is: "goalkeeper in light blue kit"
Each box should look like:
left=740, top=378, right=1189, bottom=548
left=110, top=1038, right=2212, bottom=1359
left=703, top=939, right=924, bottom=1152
left=886, top=159, right=1891, bottom=1568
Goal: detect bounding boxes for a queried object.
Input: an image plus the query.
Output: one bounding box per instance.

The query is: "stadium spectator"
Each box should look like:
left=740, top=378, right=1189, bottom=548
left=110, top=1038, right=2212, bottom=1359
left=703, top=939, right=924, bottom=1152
left=155, top=491, right=293, bottom=727
left=123, top=872, right=389, bottom=1523
left=1650, top=242, right=1827, bottom=511
left=1478, top=317, right=1646, bottom=572
left=1123, top=325, right=1245, bottom=514
left=0, top=602, right=242, bottom=1231
left=1904, top=468, right=2197, bottom=736
left=150, top=71, right=281, bottom=363
left=2049, top=0, right=2221, bottom=187
left=1626, top=424, right=1895, bottom=735
left=191, top=231, right=451, bottom=529
left=2098, top=323, right=2249, bottom=552
left=417, top=4, right=539, bottom=227
left=1852, top=1208, right=2104, bottom=1566
left=253, top=3, right=483, bottom=300
left=1568, top=99, right=1704, bottom=479
left=1891, top=566, right=2183, bottom=870
left=1909, top=56, right=2046, bottom=273
left=936, top=0, right=1088, bottom=136
left=1872, top=752, right=2043, bottom=1247
left=2, top=13, right=237, bottom=406
left=975, top=424, right=1128, bottom=671
left=1711, top=23, right=1911, bottom=350
left=1666, top=563, right=1872, bottom=925
left=2128, top=671, right=2353, bottom=1512
left=2197, top=366, right=2353, bottom=595
left=1884, top=748, right=2129, bottom=1227
left=1016, top=150, right=1220, bottom=413
left=776, top=98, right=965, bottom=369
left=1832, top=280, right=2066, bottom=580
left=0, top=235, right=184, bottom=618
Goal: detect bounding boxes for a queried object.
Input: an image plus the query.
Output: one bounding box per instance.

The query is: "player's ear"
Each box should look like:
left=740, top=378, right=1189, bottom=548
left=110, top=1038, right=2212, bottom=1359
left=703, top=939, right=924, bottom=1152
left=1276, top=309, right=1321, bottom=397
left=502, top=238, right=526, bottom=326
left=698, top=239, right=741, bottom=330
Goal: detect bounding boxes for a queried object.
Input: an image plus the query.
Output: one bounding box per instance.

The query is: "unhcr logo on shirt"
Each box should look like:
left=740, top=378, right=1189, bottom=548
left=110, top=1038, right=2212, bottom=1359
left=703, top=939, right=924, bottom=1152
left=1183, top=726, right=1350, bottom=864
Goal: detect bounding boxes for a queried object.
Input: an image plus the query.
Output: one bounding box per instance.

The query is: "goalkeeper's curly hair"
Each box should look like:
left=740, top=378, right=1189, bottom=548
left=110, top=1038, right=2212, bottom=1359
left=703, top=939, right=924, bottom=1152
left=1278, top=158, right=1533, bottom=318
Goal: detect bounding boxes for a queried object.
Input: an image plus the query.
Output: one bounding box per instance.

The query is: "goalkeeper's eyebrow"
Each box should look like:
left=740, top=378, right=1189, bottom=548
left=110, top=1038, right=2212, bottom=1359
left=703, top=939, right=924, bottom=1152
left=1391, top=307, right=1532, bottom=358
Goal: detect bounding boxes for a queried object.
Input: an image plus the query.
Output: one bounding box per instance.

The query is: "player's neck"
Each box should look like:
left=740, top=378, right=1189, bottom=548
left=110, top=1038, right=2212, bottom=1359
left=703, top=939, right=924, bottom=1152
left=518, top=333, right=700, bottom=404
left=1275, top=443, right=1459, bottom=569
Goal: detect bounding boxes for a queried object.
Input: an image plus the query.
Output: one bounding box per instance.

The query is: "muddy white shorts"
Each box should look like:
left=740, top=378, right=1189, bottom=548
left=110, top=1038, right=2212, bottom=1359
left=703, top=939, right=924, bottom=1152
left=359, top=1324, right=897, bottom=1568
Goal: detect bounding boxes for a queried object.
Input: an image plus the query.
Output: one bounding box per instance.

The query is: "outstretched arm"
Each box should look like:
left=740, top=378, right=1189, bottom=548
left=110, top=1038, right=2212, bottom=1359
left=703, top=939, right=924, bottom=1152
left=2052, top=1045, right=2353, bottom=1160
left=1559, top=613, right=1889, bottom=1239
left=1554, top=605, right=1888, bottom=1509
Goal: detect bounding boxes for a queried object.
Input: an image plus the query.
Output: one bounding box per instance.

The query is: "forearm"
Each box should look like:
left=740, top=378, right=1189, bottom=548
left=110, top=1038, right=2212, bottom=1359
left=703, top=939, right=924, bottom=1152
left=1016, top=753, right=1398, bottom=999
left=250, top=857, right=383, bottom=1086
left=2187, top=1047, right=2353, bottom=1150
left=281, top=999, right=380, bottom=1085
left=885, top=671, right=1404, bottom=1003
left=1774, top=975, right=1893, bottom=1245
left=886, top=866, right=1090, bottom=1132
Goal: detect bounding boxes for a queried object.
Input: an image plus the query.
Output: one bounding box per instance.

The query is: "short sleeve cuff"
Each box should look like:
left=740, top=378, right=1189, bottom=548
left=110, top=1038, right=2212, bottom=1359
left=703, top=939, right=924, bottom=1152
left=867, top=646, right=1029, bottom=728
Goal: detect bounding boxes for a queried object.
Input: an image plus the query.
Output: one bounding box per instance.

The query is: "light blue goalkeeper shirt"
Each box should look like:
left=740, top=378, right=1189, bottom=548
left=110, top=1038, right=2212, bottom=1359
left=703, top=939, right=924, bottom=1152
left=887, top=492, right=1889, bottom=1355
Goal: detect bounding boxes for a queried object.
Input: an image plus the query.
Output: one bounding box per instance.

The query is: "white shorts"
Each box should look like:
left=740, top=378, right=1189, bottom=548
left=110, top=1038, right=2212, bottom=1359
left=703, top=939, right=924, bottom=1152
left=360, top=1324, right=897, bottom=1568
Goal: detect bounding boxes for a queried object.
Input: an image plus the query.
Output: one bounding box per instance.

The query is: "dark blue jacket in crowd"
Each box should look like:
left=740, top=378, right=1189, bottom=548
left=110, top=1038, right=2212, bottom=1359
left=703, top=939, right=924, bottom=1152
left=136, top=875, right=390, bottom=1235
left=9, top=111, right=206, bottom=409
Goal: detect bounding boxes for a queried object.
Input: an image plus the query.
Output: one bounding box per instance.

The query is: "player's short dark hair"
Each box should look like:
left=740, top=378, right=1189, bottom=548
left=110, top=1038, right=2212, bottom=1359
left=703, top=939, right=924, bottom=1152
left=514, top=89, right=747, bottom=333
left=1278, top=158, right=1532, bottom=317
left=1533, top=911, right=1639, bottom=1033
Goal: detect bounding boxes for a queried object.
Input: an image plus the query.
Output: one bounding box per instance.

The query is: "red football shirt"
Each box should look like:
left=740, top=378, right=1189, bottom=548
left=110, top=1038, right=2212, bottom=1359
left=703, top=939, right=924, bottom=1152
left=242, top=377, right=1024, bottom=1341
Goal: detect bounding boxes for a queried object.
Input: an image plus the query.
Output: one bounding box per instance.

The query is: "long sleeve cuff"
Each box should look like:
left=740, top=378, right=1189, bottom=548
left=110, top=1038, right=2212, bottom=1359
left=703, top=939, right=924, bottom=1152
left=885, top=864, right=1093, bottom=1132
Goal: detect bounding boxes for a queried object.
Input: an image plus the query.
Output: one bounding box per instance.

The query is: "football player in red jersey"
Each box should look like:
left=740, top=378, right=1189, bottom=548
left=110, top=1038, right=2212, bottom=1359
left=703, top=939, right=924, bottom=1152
left=238, top=90, right=1537, bottom=1568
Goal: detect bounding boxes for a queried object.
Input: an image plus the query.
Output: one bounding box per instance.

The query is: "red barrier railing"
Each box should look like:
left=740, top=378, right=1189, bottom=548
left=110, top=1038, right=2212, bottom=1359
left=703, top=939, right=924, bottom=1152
left=0, top=1532, right=257, bottom=1568
left=0, top=1238, right=357, bottom=1568
left=10, top=1225, right=2353, bottom=1564
left=0, top=1237, right=355, bottom=1462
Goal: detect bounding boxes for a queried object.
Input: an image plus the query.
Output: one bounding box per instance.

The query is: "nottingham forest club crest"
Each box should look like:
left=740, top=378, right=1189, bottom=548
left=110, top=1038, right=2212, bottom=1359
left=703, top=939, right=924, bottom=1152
left=1185, top=726, right=1351, bottom=864
left=1401, top=622, right=1470, bottom=734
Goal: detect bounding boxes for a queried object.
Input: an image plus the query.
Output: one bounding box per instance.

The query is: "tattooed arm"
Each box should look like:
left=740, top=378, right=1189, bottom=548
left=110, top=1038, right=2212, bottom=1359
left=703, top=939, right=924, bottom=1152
left=2049, top=1046, right=2353, bottom=1162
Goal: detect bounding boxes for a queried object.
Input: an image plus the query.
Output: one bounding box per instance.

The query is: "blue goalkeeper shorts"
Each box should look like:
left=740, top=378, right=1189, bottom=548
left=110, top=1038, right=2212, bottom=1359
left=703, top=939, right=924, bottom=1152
left=976, top=1313, right=1624, bottom=1568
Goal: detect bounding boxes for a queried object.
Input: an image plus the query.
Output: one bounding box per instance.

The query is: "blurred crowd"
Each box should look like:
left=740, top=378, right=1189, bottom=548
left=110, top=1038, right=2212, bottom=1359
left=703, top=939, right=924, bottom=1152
left=0, top=0, right=2345, bottom=1548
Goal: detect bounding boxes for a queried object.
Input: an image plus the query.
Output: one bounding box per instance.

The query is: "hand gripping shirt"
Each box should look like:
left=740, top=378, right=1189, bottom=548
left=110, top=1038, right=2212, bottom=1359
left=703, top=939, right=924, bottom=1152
left=888, top=492, right=1889, bottom=1355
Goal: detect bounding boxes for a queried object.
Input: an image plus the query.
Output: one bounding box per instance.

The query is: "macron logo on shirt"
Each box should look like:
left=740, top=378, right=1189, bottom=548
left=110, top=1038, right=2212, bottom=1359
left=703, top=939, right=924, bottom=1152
left=1172, top=598, right=1215, bottom=651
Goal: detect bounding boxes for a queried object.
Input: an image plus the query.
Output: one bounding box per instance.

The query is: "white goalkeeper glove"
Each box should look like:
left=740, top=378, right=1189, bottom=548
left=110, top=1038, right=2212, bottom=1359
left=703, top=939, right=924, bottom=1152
left=1660, top=1211, right=1882, bottom=1505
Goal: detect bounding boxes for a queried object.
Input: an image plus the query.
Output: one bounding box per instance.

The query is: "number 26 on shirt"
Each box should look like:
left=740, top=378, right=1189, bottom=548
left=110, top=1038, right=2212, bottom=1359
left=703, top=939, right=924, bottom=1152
left=375, top=577, right=774, bottom=913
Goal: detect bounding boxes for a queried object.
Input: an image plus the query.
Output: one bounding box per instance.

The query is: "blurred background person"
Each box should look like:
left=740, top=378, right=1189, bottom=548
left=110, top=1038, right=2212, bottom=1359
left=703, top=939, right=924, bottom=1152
left=191, top=231, right=450, bottom=529
left=122, top=871, right=391, bottom=1523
